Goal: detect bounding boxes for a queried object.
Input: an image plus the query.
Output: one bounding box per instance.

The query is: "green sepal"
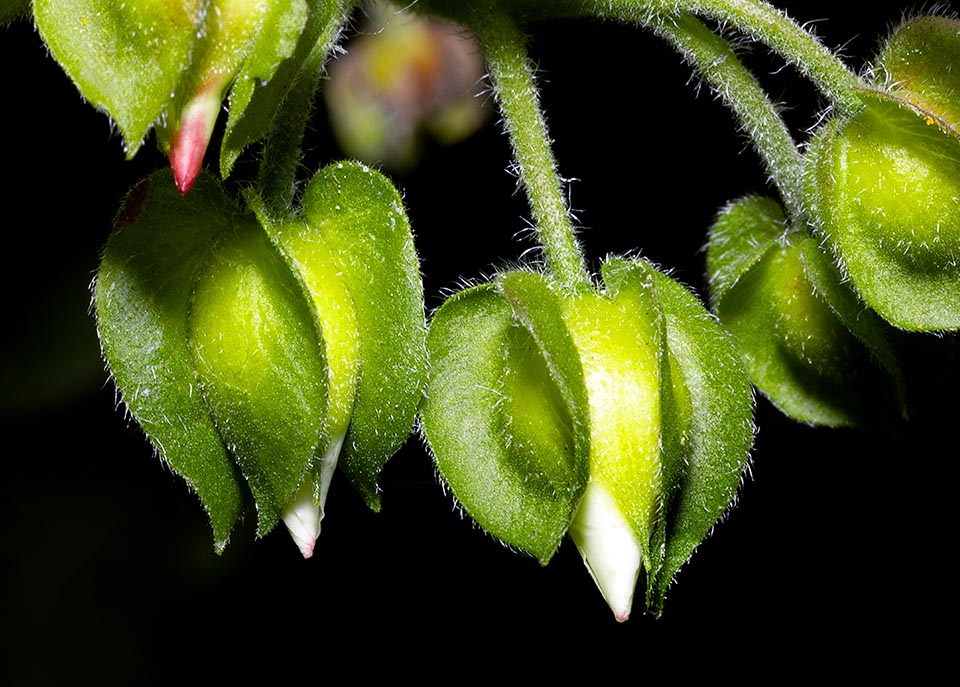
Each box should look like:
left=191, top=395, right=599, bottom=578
left=187, top=219, right=328, bottom=537
left=595, top=258, right=669, bottom=574
left=799, top=238, right=907, bottom=420
left=220, top=0, right=343, bottom=179
left=34, top=0, right=201, bottom=156
left=95, top=169, right=246, bottom=551
left=301, top=162, right=427, bottom=510
left=422, top=283, right=580, bottom=563
left=1, top=0, right=29, bottom=23
left=806, top=93, right=960, bottom=330
left=876, top=15, right=960, bottom=131
left=635, top=262, right=752, bottom=616
left=705, top=195, right=785, bottom=308
left=497, top=271, right=591, bottom=494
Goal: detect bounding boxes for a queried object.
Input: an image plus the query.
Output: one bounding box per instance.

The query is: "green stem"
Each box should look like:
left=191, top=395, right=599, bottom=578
left=591, top=0, right=867, bottom=114
left=471, top=10, right=592, bottom=292
left=417, top=0, right=866, bottom=114
left=652, top=12, right=805, bottom=221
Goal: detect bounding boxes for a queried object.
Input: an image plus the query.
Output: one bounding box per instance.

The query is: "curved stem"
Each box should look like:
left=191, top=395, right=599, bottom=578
left=652, top=12, right=805, bottom=221
left=591, top=0, right=866, bottom=114
left=470, top=10, right=592, bottom=292
left=419, top=0, right=866, bottom=114
left=679, top=0, right=863, bottom=112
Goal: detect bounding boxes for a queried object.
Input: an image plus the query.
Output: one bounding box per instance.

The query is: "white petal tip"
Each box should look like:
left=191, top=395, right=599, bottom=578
left=282, top=481, right=323, bottom=559
left=568, top=481, right=643, bottom=620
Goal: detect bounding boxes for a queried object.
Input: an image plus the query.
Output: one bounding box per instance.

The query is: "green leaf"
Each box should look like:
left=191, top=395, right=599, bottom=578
left=423, top=284, right=577, bottom=563
left=95, top=170, right=246, bottom=551
left=644, top=264, right=754, bottom=616
left=35, top=0, right=202, bottom=155
left=187, top=217, right=328, bottom=537
left=221, top=0, right=347, bottom=180
left=301, top=162, right=427, bottom=509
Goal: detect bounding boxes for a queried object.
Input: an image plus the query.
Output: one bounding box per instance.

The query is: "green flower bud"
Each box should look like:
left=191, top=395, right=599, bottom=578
left=707, top=196, right=905, bottom=427
left=805, top=17, right=960, bottom=331
left=34, top=0, right=341, bottom=191
left=422, top=261, right=753, bottom=619
left=95, top=162, right=426, bottom=553
left=875, top=16, right=960, bottom=129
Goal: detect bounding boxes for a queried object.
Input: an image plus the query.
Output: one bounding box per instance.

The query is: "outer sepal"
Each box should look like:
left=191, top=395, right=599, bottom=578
left=95, top=170, right=248, bottom=550
left=300, top=162, right=427, bottom=510
left=422, top=281, right=584, bottom=563
left=219, top=0, right=349, bottom=179
left=609, top=259, right=753, bottom=616
left=187, top=220, right=328, bottom=536
left=34, top=0, right=201, bottom=156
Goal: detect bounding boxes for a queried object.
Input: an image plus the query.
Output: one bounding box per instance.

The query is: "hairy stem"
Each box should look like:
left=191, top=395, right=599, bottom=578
left=416, top=0, right=866, bottom=114
left=471, top=10, right=592, bottom=292
left=590, top=0, right=866, bottom=113
left=653, top=12, right=805, bottom=221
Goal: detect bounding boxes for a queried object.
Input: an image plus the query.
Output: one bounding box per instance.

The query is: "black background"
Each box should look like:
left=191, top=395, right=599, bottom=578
left=2, top=2, right=955, bottom=681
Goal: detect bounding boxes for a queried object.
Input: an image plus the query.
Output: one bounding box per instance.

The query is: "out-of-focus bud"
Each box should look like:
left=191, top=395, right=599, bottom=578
left=325, top=0, right=488, bottom=171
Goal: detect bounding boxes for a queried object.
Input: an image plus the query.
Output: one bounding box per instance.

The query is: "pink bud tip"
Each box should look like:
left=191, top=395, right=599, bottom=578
left=167, top=91, right=219, bottom=195
left=167, top=119, right=207, bottom=195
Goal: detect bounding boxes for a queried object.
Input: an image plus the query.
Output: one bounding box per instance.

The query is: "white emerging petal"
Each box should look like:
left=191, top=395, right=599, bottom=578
left=568, top=480, right=642, bottom=622
left=281, top=434, right=345, bottom=559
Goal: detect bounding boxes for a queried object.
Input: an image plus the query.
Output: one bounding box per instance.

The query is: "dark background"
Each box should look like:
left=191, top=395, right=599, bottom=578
left=2, top=2, right=954, bottom=680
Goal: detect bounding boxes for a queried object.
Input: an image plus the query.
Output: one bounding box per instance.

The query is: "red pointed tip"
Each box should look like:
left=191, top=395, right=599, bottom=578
left=168, top=122, right=205, bottom=195
left=167, top=93, right=219, bottom=195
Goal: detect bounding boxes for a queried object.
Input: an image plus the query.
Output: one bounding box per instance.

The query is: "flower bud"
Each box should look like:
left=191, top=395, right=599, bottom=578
left=158, top=0, right=271, bottom=193
left=422, top=261, right=753, bottom=619
left=95, top=162, right=426, bottom=553
left=805, top=17, right=960, bottom=331
left=707, top=196, right=905, bottom=427
left=34, top=0, right=326, bottom=190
